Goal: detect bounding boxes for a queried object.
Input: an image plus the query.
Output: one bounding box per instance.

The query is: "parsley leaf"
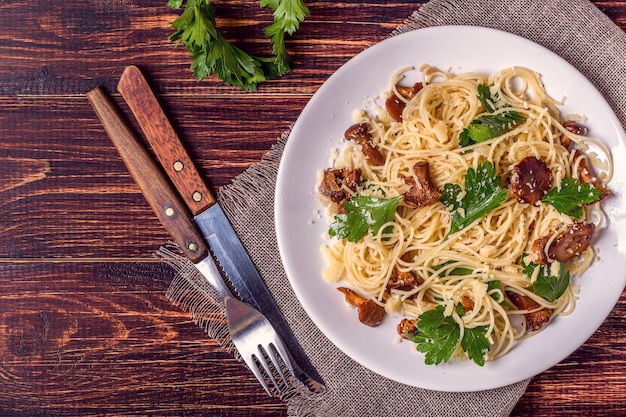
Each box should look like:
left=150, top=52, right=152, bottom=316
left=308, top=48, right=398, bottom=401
left=460, top=84, right=526, bottom=147
left=521, top=256, right=570, bottom=302
left=461, top=325, right=490, bottom=366
left=487, top=280, right=502, bottom=298
left=540, top=177, right=603, bottom=218
left=328, top=196, right=401, bottom=243
left=460, top=111, right=527, bottom=146
left=168, top=0, right=308, bottom=90
left=408, top=305, right=489, bottom=366
left=477, top=84, right=496, bottom=113
left=410, top=306, right=460, bottom=365
left=432, top=261, right=473, bottom=276
left=261, top=0, right=310, bottom=74
left=440, top=161, right=508, bottom=238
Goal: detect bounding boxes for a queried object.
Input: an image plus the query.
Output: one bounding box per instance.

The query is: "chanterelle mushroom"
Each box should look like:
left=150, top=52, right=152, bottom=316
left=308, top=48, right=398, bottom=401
left=510, top=156, right=553, bottom=206
left=385, top=82, right=423, bottom=122
left=397, top=318, right=419, bottom=340
left=403, top=161, right=441, bottom=207
left=560, top=121, right=611, bottom=201
left=506, top=291, right=553, bottom=332
left=532, top=222, right=596, bottom=264
left=573, top=150, right=611, bottom=201
left=337, top=287, right=386, bottom=327
left=344, top=123, right=386, bottom=166
left=319, top=168, right=361, bottom=210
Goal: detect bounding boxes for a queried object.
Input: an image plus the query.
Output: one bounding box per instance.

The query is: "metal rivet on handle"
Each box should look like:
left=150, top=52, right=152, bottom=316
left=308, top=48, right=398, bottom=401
left=188, top=242, right=198, bottom=252
left=173, top=160, right=184, bottom=172
left=164, top=207, right=175, bottom=217
left=192, top=191, right=203, bottom=202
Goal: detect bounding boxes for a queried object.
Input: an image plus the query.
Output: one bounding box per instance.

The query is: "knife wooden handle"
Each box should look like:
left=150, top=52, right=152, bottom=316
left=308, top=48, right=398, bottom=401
left=87, top=86, right=209, bottom=263
left=117, top=65, right=215, bottom=217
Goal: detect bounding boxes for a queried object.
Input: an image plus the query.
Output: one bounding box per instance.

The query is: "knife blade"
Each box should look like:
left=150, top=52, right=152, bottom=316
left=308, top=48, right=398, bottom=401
left=116, top=65, right=324, bottom=393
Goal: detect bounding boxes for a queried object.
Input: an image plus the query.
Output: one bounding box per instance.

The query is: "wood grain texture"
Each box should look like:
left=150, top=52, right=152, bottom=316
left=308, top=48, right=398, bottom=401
left=1, top=0, right=625, bottom=416
left=0, top=95, right=307, bottom=258
left=0, top=262, right=286, bottom=416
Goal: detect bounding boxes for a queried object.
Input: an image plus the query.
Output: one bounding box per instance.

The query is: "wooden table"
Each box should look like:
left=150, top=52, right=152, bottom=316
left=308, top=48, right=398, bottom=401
left=1, top=1, right=624, bottom=415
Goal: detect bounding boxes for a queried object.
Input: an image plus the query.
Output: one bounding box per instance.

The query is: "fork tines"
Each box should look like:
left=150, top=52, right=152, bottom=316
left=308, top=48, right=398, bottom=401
left=242, top=342, right=291, bottom=395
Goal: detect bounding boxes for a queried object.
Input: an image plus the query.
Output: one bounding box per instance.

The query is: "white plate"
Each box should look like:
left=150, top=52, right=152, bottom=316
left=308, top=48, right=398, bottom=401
left=274, top=26, right=626, bottom=391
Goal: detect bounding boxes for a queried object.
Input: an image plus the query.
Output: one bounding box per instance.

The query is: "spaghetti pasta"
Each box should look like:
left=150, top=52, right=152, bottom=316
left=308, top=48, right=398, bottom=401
left=318, top=65, right=612, bottom=365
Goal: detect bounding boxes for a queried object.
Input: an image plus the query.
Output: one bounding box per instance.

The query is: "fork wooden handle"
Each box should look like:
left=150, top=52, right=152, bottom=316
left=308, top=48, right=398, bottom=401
left=87, top=86, right=209, bottom=263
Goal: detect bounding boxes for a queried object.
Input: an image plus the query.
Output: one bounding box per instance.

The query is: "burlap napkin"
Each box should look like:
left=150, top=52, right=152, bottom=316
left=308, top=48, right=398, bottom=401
left=161, top=0, right=626, bottom=415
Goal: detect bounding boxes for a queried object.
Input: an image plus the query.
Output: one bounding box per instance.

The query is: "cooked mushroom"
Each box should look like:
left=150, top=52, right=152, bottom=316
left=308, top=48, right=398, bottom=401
left=560, top=120, right=587, bottom=148
left=385, top=82, right=423, bottom=122
left=337, top=287, right=386, bottom=327
left=506, top=291, right=553, bottom=332
left=387, top=269, right=421, bottom=291
left=403, top=161, right=441, bottom=207
left=344, top=123, right=386, bottom=166
left=573, top=149, right=611, bottom=201
left=532, top=222, right=596, bottom=264
left=560, top=121, right=611, bottom=201
left=459, top=296, right=474, bottom=313
left=386, top=254, right=423, bottom=303
left=397, top=318, right=419, bottom=340
left=319, top=168, right=361, bottom=209
left=510, top=156, right=553, bottom=206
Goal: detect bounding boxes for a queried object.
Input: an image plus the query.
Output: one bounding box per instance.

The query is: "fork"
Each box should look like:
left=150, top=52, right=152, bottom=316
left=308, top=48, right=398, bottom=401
left=195, top=258, right=295, bottom=395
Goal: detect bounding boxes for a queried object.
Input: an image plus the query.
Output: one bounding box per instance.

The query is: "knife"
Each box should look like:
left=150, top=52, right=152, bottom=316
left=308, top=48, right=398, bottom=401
left=114, top=65, right=324, bottom=393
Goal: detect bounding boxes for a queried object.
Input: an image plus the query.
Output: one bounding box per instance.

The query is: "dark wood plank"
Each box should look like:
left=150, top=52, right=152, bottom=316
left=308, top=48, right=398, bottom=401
left=0, top=0, right=623, bottom=96
left=0, top=0, right=421, bottom=96
left=0, top=96, right=307, bottom=258
left=0, top=261, right=284, bottom=416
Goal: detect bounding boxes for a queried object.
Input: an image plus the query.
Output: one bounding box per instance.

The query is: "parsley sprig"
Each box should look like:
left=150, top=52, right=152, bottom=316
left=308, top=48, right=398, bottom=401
left=521, top=256, right=570, bottom=302
left=440, top=161, right=508, bottom=238
left=167, top=0, right=308, bottom=90
left=540, top=177, right=603, bottom=217
left=477, top=84, right=497, bottom=113
left=432, top=261, right=473, bottom=276
left=460, top=84, right=526, bottom=146
left=460, top=112, right=527, bottom=146
left=329, top=196, right=402, bottom=243
left=262, top=0, right=309, bottom=74
left=407, top=305, right=489, bottom=366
